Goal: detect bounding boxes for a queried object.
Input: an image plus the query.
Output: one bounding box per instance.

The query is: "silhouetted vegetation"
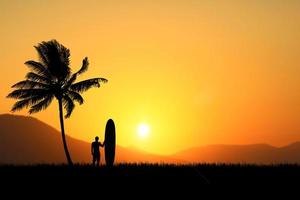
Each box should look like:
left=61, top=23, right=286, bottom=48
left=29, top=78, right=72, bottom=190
left=1, top=163, right=299, bottom=185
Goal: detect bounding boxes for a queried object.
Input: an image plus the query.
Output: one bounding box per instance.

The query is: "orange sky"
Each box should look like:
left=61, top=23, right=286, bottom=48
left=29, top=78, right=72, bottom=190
left=1, top=0, right=300, bottom=155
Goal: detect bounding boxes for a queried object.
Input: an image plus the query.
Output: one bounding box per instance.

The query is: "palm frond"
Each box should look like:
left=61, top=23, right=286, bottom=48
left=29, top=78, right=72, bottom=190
left=62, top=57, right=90, bottom=90
left=34, top=45, right=49, bottom=67
left=11, top=95, right=49, bottom=112
left=62, top=95, right=75, bottom=118
left=63, top=73, right=78, bottom=90
left=26, top=72, right=52, bottom=84
left=70, top=78, right=108, bottom=93
left=77, top=57, right=89, bottom=75
left=36, top=40, right=71, bottom=80
left=67, top=90, right=84, bottom=105
left=29, top=95, right=54, bottom=114
left=7, top=89, right=49, bottom=99
left=24, top=60, right=52, bottom=78
left=12, top=80, right=49, bottom=89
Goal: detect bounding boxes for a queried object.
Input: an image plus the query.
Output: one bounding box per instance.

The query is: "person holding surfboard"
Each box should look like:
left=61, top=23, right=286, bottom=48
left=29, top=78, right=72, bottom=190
left=90, top=119, right=116, bottom=167
left=91, top=136, right=104, bottom=166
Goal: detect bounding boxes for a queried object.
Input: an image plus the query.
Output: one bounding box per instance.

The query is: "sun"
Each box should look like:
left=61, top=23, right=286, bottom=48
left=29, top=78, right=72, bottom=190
left=137, top=123, right=150, bottom=139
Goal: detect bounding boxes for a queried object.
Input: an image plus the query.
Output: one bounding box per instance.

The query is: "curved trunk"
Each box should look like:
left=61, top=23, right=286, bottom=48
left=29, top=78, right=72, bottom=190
left=58, top=98, right=73, bottom=165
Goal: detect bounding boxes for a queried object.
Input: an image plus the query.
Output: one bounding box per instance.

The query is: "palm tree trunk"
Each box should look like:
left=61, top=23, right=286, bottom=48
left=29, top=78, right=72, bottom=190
left=58, top=98, right=73, bottom=166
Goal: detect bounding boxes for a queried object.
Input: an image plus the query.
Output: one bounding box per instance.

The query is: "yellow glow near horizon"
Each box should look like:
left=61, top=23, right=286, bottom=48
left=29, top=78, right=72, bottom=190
left=137, top=123, right=150, bottom=139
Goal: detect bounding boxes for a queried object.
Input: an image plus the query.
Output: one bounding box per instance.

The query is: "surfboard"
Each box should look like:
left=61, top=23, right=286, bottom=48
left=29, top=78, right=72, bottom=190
left=104, top=119, right=116, bottom=167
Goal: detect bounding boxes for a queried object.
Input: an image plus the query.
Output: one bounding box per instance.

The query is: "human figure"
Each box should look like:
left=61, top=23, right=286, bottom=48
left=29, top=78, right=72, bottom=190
left=91, top=136, right=104, bottom=166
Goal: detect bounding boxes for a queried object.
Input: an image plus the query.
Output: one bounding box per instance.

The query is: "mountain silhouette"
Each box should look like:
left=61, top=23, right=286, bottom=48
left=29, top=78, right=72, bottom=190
left=0, top=114, right=179, bottom=164
left=173, top=143, right=300, bottom=164
left=1, top=114, right=300, bottom=164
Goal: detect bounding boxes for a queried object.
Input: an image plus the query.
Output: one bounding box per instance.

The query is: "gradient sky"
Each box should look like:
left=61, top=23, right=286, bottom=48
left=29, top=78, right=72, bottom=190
left=1, top=0, right=300, bottom=155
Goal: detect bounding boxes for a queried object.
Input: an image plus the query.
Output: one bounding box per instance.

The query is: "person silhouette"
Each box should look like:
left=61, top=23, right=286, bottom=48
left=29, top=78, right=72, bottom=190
left=91, top=136, right=104, bottom=166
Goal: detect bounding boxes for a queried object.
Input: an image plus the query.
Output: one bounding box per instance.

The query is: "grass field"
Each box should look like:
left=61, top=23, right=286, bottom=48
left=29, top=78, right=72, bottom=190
left=1, top=163, right=299, bottom=185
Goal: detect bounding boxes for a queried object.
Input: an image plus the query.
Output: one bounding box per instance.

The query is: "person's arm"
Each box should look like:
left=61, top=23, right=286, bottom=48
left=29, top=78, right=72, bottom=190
left=91, top=143, right=94, bottom=155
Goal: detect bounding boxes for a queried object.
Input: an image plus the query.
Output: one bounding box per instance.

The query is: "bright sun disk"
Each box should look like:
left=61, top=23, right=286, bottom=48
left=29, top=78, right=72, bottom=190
left=137, top=123, right=150, bottom=139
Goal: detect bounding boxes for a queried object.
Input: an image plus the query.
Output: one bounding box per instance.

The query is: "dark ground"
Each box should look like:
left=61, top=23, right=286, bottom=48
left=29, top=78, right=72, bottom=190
left=1, top=163, right=299, bottom=184
left=1, top=163, right=299, bottom=197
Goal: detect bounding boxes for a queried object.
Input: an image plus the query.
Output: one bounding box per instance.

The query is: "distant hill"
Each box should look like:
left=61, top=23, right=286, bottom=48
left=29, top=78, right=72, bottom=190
left=0, top=114, right=179, bottom=164
left=1, top=114, right=300, bottom=164
left=173, top=143, right=300, bottom=164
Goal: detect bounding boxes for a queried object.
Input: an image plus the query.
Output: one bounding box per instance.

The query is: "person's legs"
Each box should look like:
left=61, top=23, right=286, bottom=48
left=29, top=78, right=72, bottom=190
left=92, top=156, right=96, bottom=166
left=97, top=156, right=100, bottom=166
left=94, top=154, right=100, bottom=166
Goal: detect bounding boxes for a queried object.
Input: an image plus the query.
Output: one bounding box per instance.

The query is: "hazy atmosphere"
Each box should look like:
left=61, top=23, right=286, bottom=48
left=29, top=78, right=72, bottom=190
left=1, top=0, right=300, bottom=155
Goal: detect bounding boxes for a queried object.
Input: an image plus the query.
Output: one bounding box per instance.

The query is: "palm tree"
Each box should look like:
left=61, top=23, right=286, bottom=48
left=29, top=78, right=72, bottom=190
left=7, top=40, right=108, bottom=165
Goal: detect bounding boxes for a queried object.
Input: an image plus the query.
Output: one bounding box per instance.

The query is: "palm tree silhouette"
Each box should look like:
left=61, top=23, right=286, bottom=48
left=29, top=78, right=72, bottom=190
left=7, top=40, right=108, bottom=165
